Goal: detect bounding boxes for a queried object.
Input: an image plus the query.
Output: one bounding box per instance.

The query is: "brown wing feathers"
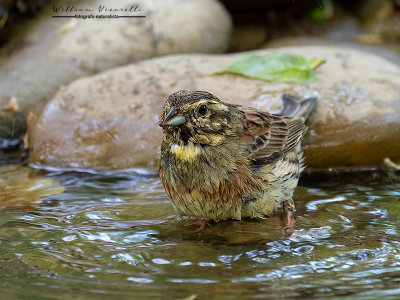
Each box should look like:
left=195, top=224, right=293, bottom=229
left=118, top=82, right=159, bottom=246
left=239, top=106, right=306, bottom=164
left=284, top=119, right=307, bottom=151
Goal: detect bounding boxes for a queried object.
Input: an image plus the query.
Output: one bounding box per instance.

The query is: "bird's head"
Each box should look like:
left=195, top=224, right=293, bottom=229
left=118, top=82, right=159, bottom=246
left=159, top=90, right=242, bottom=146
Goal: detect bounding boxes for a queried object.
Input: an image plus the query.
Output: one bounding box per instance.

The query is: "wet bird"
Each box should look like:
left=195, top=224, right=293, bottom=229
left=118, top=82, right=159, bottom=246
left=159, top=90, right=316, bottom=231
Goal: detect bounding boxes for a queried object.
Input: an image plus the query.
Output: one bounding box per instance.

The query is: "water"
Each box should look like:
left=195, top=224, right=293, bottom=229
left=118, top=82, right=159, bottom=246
left=1, top=167, right=400, bottom=299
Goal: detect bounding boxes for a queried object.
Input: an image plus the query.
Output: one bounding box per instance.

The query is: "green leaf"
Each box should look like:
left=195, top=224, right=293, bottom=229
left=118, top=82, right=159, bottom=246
left=214, top=53, right=325, bottom=83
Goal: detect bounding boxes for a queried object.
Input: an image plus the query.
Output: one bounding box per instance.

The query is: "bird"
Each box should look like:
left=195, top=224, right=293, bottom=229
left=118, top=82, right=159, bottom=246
left=158, top=90, right=316, bottom=231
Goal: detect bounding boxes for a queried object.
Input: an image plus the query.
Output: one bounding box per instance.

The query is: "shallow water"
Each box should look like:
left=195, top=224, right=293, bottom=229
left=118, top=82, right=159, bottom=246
left=1, top=167, right=400, bottom=299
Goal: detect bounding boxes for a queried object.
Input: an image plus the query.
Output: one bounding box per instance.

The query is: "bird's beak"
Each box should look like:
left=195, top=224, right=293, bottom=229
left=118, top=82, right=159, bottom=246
left=160, top=106, right=186, bottom=127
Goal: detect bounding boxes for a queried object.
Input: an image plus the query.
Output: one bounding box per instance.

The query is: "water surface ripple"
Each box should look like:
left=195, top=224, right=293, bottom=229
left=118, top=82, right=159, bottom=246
left=1, top=170, right=400, bottom=299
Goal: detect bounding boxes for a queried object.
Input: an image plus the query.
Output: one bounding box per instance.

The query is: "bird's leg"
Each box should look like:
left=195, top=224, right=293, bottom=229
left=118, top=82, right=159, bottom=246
left=185, top=219, right=213, bottom=232
left=282, top=200, right=296, bottom=232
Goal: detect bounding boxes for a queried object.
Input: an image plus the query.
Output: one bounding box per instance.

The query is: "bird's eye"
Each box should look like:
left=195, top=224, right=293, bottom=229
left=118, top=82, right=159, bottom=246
left=198, top=105, right=207, bottom=116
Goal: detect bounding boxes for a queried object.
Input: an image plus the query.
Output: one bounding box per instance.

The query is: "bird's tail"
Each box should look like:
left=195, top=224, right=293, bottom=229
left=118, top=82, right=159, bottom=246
left=280, top=94, right=317, bottom=122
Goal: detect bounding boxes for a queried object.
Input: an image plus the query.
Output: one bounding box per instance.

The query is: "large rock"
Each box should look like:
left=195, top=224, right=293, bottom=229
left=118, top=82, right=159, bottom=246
left=27, top=45, right=400, bottom=171
left=0, top=0, right=232, bottom=140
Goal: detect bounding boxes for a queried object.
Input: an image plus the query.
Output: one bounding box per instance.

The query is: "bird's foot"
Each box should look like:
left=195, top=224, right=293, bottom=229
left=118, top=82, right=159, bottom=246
left=282, top=208, right=296, bottom=234
left=185, top=219, right=213, bottom=232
